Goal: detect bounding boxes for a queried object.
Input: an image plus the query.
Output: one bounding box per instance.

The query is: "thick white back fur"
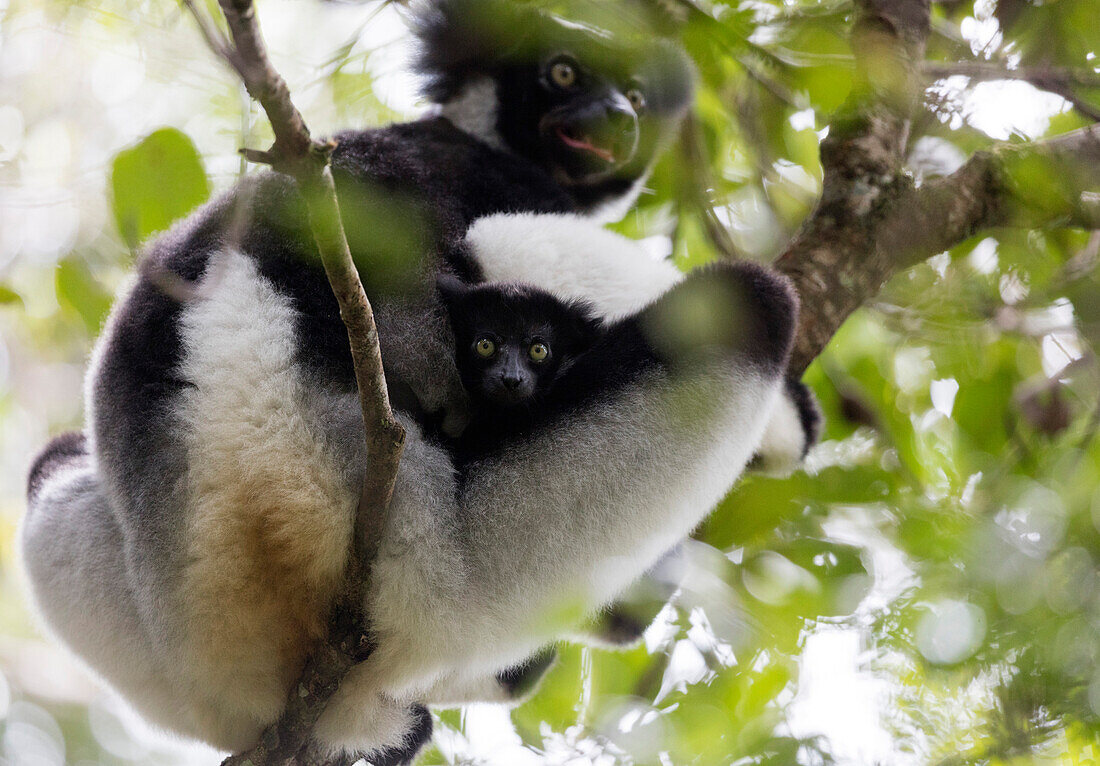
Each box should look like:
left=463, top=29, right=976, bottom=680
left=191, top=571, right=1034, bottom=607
left=467, top=213, right=683, bottom=317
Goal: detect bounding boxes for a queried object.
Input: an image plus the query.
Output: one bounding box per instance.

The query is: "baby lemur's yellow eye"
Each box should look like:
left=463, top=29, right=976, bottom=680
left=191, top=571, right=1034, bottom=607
left=626, top=88, right=646, bottom=112
left=549, top=59, right=577, bottom=89
left=529, top=342, right=549, bottom=361
left=475, top=338, right=496, bottom=358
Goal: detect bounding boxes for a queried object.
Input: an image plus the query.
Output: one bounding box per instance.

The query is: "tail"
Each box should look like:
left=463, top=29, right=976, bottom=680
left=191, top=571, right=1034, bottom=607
left=27, top=431, right=88, bottom=504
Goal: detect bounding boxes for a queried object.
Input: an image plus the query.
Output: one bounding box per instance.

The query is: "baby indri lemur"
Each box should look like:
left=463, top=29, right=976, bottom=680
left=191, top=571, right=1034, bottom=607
left=436, top=275, right=602, bottom=466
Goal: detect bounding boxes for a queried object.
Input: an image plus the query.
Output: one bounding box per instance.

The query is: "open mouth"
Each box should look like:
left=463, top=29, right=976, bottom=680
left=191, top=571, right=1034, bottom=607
left=555, top=126, right=616, bottom=164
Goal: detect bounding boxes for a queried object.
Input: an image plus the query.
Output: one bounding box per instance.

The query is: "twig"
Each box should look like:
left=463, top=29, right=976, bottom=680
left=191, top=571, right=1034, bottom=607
left=181, top=0, right=405, bottom=764
left=677, top=113, right=745, bottom=261
left=734, top=52, right=801, bottom=107
left=924, top=61, right=1100, bottom=122
left=923, top=61, right=1100, bottom=89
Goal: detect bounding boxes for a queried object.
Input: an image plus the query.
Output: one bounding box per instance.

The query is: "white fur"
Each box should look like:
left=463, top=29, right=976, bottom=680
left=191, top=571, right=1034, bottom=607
left=440, top=77, right=506, bottom=150
left=467, top=213, right=683, bottom=318
left=752, top=386, right=808, bottom=476
left=173, top=251, right=355, bottom=749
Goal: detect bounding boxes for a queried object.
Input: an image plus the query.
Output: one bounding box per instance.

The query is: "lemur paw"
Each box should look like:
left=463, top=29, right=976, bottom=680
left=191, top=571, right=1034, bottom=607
left=751, top=376, right=822, bottom=476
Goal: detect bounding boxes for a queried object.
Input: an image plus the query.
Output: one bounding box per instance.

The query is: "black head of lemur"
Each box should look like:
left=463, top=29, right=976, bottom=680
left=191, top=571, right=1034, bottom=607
left=437, top=274, right=603, bottom=461
left=412, top=0, right=695, bottom=209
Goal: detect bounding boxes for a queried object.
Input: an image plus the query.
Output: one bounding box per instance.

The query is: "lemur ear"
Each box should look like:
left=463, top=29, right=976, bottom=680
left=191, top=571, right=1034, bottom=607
left=436, top=274, right=470, bottom=306
left=411, top=0, right=528, bottom=102
left=567, top=299, right=604, bottom=349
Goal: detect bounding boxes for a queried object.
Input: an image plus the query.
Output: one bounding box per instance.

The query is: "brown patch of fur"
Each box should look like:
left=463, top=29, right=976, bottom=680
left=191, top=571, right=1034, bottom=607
left=180, top=430, right=354, bottom=730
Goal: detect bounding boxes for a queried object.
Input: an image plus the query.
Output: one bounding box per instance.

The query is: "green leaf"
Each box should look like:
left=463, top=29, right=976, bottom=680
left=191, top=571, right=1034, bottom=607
left=56, top=258, right=112, bottom=334
left=110, top=127, right=210, bottom=249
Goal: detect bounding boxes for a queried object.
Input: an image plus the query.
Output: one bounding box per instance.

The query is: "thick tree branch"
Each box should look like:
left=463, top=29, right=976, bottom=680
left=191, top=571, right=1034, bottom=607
left=780, top=34, right=1100, bottom=374
left=772, top=0, right=1100, bottom=376
left=182, top=1, right=404, bottom=764
left=774, top=0, right=931, bottom=374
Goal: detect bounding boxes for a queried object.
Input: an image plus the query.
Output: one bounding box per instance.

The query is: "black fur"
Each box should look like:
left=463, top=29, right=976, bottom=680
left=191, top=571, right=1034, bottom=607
left=26, top=431, right=86, bottom=504
left=437, top=278, right=603, bottom=463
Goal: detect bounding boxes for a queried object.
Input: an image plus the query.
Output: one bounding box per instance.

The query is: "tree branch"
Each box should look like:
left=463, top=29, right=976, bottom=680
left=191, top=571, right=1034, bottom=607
left=924, top=61, right=1100, bottom=122
left=182, top=1, right=405, bottom=764
left=774, top=0, right=931, bottom=374
left=778, top=0, right=1100, bottom=376
left=924, top=61, right=1100, bottom=89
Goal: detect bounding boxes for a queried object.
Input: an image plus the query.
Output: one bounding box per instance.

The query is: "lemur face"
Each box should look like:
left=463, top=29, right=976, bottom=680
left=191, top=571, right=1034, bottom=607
left=495, top=48, right=648, bottom=185
left=437, top=276, right=601, bottom=409
left=414, top=0, right=694, bottom=191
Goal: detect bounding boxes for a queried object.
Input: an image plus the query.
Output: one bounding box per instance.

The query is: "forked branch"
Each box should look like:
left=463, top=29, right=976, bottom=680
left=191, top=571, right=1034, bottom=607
left=772, top=0, right=1100, bottom=374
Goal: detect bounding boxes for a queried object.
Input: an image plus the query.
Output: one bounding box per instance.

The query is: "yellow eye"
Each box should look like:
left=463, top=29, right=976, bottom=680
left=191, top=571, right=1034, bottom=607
left=626, top=88, right=646, bottom=112
left=475, top=338, right=496, bottom=358
left=529, top=342, right=549, bottom=361
left=549, top=60, right=577, bottom=89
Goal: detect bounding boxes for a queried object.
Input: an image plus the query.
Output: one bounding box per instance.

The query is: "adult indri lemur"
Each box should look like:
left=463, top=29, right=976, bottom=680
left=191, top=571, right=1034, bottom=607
left=20, top=0, right=819, bottom=762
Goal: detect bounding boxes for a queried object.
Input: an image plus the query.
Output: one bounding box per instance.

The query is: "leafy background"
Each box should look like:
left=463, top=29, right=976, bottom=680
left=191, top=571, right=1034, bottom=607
left=1, top=0, right=1099, bottom=764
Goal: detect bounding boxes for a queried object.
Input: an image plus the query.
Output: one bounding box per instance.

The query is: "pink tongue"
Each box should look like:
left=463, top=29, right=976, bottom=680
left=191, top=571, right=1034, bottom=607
left=556, top=127, right=615, bottom=163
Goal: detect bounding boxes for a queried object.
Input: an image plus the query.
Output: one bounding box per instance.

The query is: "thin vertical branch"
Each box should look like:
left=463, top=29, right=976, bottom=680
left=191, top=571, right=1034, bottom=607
left=181, top=0, right=405, bottom=763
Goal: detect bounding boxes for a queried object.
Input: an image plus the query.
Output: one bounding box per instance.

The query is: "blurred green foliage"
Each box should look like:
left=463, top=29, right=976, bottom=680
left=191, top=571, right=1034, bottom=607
left=110, top=128, right=210, bottom=250
left=1, top=0, right=1100, bottom=764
